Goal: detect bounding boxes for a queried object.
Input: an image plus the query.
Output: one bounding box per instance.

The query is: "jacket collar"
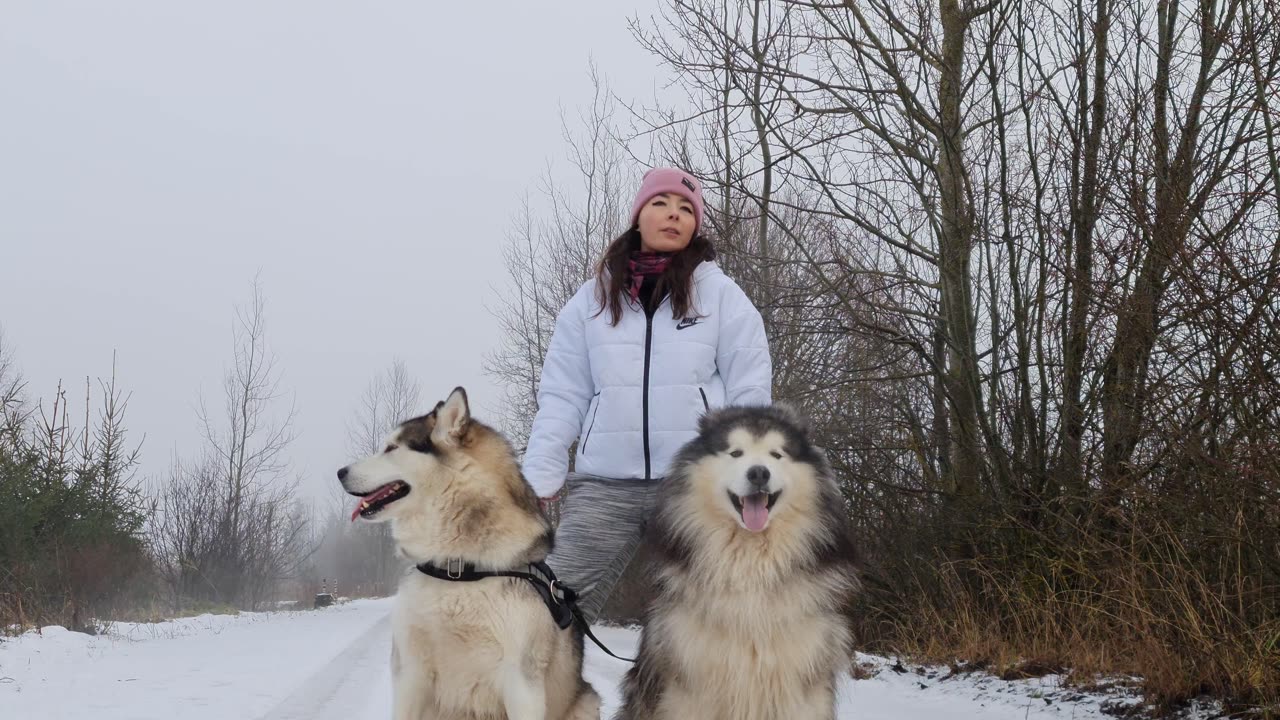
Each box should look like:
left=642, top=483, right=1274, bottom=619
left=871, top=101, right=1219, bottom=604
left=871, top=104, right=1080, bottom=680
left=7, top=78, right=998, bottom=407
left=606, top=259, right=721, bottom=314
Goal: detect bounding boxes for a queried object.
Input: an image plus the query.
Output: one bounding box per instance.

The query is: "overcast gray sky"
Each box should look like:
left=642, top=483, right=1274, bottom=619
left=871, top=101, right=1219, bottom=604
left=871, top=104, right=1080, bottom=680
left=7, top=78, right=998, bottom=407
left=0, top=1, right=663, bottom=506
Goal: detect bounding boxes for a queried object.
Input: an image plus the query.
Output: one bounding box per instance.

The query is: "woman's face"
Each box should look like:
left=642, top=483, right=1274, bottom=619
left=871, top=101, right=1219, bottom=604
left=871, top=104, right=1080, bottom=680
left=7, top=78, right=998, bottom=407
left=636, top=192, right=697, bottom=253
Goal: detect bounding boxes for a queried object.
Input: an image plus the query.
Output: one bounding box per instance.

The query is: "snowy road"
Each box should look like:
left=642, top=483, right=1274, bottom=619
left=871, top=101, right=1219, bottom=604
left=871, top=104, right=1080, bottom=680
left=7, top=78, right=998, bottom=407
left=257, top=614, right=393, bottom=720
left=0, top=596, right=1131, bottom=719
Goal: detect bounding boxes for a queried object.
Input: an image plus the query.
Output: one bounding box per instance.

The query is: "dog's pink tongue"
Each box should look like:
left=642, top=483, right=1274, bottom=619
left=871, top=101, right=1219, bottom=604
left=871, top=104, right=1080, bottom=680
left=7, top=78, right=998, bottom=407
left=741, top=494, right=769, bottom=532
left=350, top=483, right=397, bottom=522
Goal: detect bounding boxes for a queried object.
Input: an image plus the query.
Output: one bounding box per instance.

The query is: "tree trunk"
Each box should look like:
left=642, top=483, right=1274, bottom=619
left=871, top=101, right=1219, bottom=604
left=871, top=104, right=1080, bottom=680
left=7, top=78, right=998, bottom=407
left=937, top=0, right=983, bottom=501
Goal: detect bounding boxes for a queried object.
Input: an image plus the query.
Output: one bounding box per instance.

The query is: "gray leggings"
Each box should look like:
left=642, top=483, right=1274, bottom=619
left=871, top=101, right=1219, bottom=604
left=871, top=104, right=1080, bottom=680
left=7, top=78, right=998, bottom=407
left=544, top=472, right=662, bottom=624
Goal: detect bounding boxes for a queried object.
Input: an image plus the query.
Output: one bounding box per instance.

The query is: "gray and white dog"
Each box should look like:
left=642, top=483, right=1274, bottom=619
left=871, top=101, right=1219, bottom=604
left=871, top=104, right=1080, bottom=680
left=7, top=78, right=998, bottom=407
left=615, top=404, right=861, bottom=720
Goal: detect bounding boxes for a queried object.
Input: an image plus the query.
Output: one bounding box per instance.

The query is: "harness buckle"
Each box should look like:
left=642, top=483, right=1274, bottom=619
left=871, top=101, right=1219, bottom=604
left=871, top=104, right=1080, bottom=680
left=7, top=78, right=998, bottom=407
left=549, top=578, right=576, bottom=604
left=446, top=558, right=464, bottom=579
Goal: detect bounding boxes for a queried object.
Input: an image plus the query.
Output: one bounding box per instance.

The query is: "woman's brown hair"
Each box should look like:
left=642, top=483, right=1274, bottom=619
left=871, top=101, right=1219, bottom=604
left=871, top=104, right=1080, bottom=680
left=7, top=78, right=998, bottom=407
left=592, top=226, right=716, bottom=326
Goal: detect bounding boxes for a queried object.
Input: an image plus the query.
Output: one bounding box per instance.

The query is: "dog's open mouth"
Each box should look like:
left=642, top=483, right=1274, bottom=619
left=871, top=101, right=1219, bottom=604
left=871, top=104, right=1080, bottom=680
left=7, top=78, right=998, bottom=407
left=349, top=481, right=410, bottom=521
left=728, top=490, right=782, bottom=533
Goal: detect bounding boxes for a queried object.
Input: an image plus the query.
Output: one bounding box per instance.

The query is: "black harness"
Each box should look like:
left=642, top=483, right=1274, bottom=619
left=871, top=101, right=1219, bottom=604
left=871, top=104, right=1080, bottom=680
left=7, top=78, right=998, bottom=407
left=415, top=559, right=636, bottom=663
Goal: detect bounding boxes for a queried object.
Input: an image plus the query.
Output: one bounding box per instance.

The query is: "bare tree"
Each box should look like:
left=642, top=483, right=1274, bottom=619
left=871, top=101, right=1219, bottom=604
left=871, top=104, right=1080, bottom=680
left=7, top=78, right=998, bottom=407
left=347, top=359, right=423, bottom=456
left=1096, top=0, right=1275, bottom=501
left=484, top=66, right=637, bottom=454
left=152, top=451, right=223, bottom=607
left=629, top=0, right=1010, bottom=523
left=151, top=277, right=311, bottom=610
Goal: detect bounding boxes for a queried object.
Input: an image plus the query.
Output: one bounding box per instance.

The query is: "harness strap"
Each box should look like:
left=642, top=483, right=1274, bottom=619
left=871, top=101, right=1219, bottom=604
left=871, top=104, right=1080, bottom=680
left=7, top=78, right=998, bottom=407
left=415, top=559, right=636, bottom=663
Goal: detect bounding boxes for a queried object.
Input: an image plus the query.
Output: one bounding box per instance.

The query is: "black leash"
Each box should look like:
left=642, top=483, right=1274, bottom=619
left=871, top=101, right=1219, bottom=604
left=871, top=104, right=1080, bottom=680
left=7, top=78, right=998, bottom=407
left=415, top=559, right=636, bottom=663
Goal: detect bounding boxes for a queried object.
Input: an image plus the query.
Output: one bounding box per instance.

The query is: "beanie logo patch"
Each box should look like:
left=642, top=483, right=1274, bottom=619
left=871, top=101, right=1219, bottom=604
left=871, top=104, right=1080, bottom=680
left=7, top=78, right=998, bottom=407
left=681, top=177, right=697, bottom=192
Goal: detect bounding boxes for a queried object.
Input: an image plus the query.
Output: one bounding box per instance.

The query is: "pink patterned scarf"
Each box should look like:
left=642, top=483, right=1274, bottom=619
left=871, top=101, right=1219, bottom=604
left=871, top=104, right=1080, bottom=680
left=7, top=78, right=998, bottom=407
left=627, top=252, right=673, bottom=303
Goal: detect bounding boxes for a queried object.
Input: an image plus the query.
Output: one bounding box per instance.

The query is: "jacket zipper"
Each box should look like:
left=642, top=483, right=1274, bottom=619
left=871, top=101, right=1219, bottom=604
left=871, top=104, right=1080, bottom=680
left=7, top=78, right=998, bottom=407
left=699, top=387, right=709, bottom=412
left=581, top=392, right=601, bottom=454
left=642, top=309, right=655, bottom=479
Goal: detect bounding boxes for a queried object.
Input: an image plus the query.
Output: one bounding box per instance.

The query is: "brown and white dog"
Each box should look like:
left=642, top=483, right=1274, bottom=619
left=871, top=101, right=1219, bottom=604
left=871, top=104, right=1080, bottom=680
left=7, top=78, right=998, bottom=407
left=338, top=387, right=600, bottom=720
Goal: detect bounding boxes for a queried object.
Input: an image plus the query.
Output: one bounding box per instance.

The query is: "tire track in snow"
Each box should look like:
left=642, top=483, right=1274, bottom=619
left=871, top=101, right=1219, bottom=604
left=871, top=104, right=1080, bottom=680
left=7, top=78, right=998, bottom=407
left=257, top=614, right=392, bottom=720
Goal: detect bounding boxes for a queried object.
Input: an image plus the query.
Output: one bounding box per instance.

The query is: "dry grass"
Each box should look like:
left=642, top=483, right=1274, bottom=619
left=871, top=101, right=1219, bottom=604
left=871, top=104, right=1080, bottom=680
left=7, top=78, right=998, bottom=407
left=856, top=512, right=1280, bottom=718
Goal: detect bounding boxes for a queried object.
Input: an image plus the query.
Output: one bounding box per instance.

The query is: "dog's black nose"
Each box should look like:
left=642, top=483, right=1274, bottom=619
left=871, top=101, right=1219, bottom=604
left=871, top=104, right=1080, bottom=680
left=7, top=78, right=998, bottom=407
left=746, top=465, right=770, bottom=488
left=337, top=466, right=348, bottom=481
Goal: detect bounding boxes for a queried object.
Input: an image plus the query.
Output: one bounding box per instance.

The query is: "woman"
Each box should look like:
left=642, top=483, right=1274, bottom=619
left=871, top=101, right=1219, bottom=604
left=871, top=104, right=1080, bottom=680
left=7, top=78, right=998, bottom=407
left=522, top=166, right=772, bottom=623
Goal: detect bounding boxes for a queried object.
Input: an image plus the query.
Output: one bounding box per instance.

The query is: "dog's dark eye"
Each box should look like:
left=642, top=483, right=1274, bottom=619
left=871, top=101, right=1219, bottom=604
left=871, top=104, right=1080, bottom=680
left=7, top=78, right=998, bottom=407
left=770, top=451, right=783, bottom=459
left=729, top=449, right=743, bottom=458
left=384, top=444, right=398, bottom=453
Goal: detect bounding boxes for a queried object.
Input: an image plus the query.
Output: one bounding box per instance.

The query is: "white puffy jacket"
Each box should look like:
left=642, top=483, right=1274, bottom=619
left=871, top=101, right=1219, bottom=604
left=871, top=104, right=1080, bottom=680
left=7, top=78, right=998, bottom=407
left=521, top=260, right=772, bottom=497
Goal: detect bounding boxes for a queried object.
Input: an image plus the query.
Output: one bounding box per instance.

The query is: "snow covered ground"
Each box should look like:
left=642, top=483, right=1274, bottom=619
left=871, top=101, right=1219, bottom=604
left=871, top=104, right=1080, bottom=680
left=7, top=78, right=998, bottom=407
left=0, top=597, right=1196, bottom=719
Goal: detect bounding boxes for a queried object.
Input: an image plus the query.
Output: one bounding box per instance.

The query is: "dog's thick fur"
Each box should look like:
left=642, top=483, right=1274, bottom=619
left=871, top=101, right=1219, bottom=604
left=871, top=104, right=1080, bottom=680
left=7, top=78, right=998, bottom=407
left=338, top=387, right=600, bottom=720
left=615, top=405, right=860, bottom=720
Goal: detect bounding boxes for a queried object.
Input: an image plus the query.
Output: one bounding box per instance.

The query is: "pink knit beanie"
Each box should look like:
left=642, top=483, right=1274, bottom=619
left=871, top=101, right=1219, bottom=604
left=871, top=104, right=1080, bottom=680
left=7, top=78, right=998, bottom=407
left=629, top=167, right=705, bottom=234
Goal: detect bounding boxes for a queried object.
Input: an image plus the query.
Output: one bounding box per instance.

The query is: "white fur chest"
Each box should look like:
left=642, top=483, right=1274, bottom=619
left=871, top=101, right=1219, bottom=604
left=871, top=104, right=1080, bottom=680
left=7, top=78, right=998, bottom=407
left=391, top=575, right=556, bottom=715
left=649, top=568, right=851, bottom=720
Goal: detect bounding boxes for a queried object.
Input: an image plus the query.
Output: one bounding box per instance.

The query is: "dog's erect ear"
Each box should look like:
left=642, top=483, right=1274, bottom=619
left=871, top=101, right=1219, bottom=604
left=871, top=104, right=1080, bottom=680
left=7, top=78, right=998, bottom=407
left=431, top=387, right=471, bottom=446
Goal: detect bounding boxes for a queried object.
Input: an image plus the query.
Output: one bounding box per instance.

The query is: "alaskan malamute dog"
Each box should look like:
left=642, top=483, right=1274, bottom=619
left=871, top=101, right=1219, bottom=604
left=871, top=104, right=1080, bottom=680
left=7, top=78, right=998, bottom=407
left=616, top=405, right=860, bottom=720
left=338, top=387, right=600, bottom=720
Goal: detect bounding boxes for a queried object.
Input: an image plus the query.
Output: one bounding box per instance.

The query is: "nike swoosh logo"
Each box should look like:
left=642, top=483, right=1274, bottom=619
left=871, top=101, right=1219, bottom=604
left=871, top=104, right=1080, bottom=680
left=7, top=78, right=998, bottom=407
left=676, top=318, right=702, bottom=330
